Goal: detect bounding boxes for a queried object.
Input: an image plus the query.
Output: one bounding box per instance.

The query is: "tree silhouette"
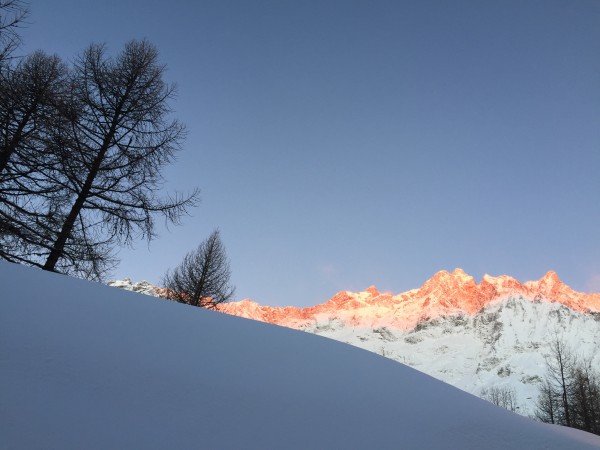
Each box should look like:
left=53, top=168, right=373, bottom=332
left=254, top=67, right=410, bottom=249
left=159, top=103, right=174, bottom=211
left=163, top=230, right=235, bottom=308
left=1, top=39, right=199, bottom=279
left=0, top=50, right=70, bottom=267
left=37, top=40, right=199, bottom=279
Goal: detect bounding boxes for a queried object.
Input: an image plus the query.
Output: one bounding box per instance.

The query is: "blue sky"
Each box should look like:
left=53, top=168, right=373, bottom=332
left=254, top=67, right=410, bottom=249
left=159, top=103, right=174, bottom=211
left=19, top=0, right=600, bottom=306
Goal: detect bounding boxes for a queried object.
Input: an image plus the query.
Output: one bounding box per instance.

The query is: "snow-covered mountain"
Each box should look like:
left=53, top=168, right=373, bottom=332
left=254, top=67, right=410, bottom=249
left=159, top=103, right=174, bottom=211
left=4, top=261, right=600, bottom=449
left=111, top=269, right=600, bottom=416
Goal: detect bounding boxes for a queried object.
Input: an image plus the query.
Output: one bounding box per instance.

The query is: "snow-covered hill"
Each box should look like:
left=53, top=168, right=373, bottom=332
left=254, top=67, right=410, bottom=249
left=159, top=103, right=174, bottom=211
left=111, top=269, right=600, bottom=417
left=3, top=262, right=600, bottom=449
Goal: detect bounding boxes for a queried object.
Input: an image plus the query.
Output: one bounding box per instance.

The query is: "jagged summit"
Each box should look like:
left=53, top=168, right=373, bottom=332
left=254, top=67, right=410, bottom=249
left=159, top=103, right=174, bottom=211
left=109, top=269, right=600, bottom=330
left=218, top=269, right=600, bottom=330
left=365, top=285, right=380, bottom=296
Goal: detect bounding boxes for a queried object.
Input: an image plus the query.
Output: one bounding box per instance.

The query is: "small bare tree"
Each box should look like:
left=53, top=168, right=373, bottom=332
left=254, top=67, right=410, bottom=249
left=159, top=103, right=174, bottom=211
left=569, top=358, right=600, bottom=435
left=481, top=386, right=519, bottom=412
left=544, top=334, right=577, bottom=427
left=534, top=342, right=600, bottom=435
left=535, top=380, right=559, bottom=424
left=163, top=230, right=235, bottom=308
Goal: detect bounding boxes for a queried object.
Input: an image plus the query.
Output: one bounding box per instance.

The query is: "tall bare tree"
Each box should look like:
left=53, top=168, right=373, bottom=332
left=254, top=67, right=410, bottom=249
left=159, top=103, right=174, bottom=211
left=544, top=335, right=577, bottom=426
left=0, top=50, right=69, bottom=267
left=36, top=40, right=199, bottom=279
left=163, top=230, right=235, bottom=308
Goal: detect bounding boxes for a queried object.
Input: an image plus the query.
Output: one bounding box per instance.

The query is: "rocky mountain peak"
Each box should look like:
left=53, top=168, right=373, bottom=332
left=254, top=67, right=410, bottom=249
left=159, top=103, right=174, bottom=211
left=365, top=285, right=380, bottom=296
left=216, top=270, right=600, bottom=330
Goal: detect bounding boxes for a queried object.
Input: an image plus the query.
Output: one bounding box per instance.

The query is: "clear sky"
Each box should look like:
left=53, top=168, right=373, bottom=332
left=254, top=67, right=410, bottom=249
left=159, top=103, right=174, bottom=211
left=17, top=0, right=600, bottom=307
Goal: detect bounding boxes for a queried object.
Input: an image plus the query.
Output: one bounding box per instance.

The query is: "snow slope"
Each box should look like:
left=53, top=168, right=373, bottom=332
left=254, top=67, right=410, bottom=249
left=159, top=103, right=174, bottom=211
left=3, top=262, right=600, bottom=449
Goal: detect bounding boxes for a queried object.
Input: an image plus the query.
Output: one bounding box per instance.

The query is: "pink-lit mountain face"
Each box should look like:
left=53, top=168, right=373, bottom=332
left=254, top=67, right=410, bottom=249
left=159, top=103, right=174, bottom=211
left=218, top=269, right=600, bottom=330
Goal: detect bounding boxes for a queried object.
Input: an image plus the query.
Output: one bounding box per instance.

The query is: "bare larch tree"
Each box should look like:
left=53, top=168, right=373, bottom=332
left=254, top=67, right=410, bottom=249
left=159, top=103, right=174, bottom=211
left=163, top=230, right=235, bottom=308
left=36, top=39, right=198, bottom=279
left=534, top=335, right=600, bottom=435
left=0, top=51, right=70, bottom=266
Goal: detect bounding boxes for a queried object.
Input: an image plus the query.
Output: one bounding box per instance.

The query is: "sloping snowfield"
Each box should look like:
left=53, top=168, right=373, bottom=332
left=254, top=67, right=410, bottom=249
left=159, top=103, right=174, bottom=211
left=1, top=262, right=599, bottom=449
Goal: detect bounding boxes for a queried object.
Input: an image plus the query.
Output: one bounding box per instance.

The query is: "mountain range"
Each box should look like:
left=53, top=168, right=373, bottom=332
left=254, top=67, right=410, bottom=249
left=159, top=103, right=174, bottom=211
left=110, top=268, right=600, bottom=416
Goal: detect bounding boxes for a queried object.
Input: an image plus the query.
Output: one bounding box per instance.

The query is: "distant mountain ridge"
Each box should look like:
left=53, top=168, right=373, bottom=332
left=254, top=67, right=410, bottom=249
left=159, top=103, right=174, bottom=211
left=218, top=269, right=600, bottom=329
left=109, top=269, right=600, bottom=416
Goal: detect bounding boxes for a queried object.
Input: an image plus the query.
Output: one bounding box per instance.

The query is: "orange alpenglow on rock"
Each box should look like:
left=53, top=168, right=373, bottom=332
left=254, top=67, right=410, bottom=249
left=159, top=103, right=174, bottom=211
left=218, top=269, right=600, bottom=330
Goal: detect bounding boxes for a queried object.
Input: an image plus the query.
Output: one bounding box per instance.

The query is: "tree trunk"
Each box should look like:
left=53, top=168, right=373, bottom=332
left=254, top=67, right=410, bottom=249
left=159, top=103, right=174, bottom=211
left=42, top=118, right=119, bottom=272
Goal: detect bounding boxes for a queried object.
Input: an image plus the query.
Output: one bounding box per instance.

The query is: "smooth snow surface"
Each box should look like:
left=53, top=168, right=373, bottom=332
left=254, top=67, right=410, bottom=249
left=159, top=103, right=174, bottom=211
left=2, top=262, right=600, bottom=449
